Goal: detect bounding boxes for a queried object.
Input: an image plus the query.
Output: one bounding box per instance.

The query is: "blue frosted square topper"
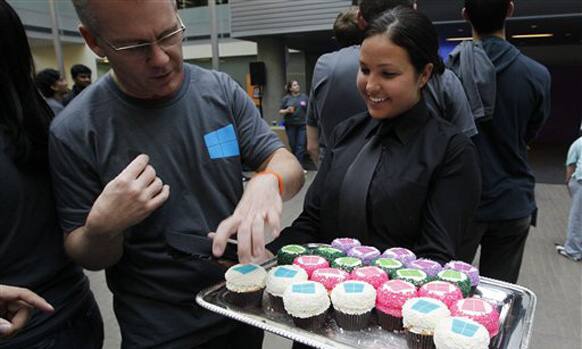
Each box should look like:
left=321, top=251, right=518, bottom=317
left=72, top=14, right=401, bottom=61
left=204, top=124, right=240, bottom=159
left=274, top=267, right=298, bottom=278
left=412, top=299, right=440, bottom=314
left=451, top=319, right=479, bottom=337
left=233, top=264, right=258, bottom=275
left=292, top=283, right=315, bottom=294
left=344, top=283, right=364, bottom=293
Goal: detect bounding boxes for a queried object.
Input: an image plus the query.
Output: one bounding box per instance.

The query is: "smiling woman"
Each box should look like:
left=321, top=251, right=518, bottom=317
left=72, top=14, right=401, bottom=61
left=269, top=7, right=481, bottom=269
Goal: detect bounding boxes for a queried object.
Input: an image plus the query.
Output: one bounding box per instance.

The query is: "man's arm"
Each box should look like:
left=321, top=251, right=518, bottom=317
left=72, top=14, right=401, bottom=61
left=62, top=155, right=170, bottom=270
left=566, top=164, right=576, bottom=184
left=211, top=148, right=303, bottom=263
left=306, top=125, right=321, bottom=168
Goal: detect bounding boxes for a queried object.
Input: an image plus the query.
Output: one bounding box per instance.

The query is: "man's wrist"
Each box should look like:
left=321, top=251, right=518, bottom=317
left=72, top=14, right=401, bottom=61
left=254, top=168, right=284, bottom=195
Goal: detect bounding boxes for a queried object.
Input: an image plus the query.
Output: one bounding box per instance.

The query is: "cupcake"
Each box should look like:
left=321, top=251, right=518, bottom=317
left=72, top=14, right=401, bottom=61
left=224, top=264, right=267, bottom=308
left=433, top=317, right=490, bottom=349
left=331, top=238, right=361, bottom=253
left=331, top=281, right=376, bottom=331
left=451, top=298, right=500, bottom=338
left=444, top=260, right=480, bottom=294
left=406, top=259, right=442, bottom=279
left=373, top=257, right=404, bottom=278
left=376, top=279, right=418, bottom=332
left=347, top=246, right=381, bottom=265
left=283, top=281, right=330, bottom=330
left=418, top=281, right=463, bottom=308
left=350, top=266, right=388, bottom=289
left=312, top=246, right=346, bottom=262
left=265, top=265, right=308, bottom=312
left=311, top=267, right=349, bottom=292
left=394, top=268, right=430, bottom=288
left=382, top=247, right=416, bottom=264
left=304, top=242, right=331, bottom=253
left=277, top=244, right=308, bottom=265
left=402, top=297, right=451, bottom=349
left=436, top=270, right=472, bottom=297
left=293, top=255, right=329, bottom=278
left=331, top=256, right=363, bottom=273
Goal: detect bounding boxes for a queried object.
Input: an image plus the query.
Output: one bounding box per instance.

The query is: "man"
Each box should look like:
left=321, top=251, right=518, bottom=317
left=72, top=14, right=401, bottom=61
left=450, top=0, right=551, bottom=283
left=306, top=0, right=476, bottom=166
left=34, top=68, right=68, bottom=115
left=63, top=64, right=92, bottom=106
left=49, top=0, right=304, bottom=348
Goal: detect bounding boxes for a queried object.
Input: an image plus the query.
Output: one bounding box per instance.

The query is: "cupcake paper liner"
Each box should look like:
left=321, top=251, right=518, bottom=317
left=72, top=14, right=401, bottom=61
left=226, top=288, right=264, bottom=308
left=377, top=311, right=404, bottom=332
left=292, top=311, right=327, bottom=330
left=405, top=330, right=435, bottom=349
left=267, top=292, right=286, bottom=313
left=333, top=309, right=373, bottom=331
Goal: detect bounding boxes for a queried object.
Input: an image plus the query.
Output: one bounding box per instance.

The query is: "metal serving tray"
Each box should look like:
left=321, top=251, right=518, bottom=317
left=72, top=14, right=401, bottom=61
left=196, top=258, right=536, bottom=349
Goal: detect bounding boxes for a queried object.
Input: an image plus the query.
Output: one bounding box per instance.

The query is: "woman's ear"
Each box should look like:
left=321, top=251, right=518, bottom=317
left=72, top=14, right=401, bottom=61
left=418, top=63, right=433, bottom=89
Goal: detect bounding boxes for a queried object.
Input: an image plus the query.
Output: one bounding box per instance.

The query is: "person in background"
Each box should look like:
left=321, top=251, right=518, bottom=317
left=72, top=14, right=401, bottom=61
left=270, top=6, right=481, bottom=271
left=305, top=0, right=476, bottom=168
left=34, top=68, right=68, bottom=116
left=50, top=0, right=304, bottom=347
left=555, top=130, right=582, bottom=262
left=63, top=64, right=92, bottom=106
left=279, top=80, right=308, bottom=167
left=0, top=1, right=103, bottom=347
left=306, top=6, right=362, bottom=167
left=450, top=0, right=551, bottom=283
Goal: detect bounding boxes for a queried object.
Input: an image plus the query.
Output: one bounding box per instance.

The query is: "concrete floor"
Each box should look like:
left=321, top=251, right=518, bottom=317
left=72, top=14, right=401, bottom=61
left=87, top=147, right=582, bottom=349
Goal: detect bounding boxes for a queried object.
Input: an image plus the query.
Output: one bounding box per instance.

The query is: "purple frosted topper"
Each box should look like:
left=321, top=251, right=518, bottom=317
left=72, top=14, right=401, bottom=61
left=444, top=260, right=480, bottom=287
left=406, top=258, right=442, bottom=277
left=347, top=245, right=381, bottom=265
left=382, top=247, right=416, bottom=265
left=331, top=238, right=361, bottom=253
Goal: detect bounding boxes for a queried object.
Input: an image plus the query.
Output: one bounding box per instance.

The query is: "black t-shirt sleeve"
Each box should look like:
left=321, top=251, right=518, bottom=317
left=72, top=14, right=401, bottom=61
left=49, top=130, right=102, bottom=234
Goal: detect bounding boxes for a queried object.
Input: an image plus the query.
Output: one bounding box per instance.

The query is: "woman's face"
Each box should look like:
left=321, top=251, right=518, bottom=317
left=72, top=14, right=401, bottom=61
left=290, top=81, right=300, bottom=94
left=357, top=34, right=432, bottom=120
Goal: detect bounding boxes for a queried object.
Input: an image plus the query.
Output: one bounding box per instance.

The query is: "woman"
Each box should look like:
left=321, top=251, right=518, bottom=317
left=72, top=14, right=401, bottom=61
left=279, top=80, right=308, bottom=166
left=0, top=1, right=103, bottom=347
left=270, top=7, right=481, bottom=264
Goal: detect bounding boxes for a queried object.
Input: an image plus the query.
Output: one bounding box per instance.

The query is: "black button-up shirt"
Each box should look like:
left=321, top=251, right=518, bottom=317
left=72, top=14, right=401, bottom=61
left=270, top=100, right=481, bottom=264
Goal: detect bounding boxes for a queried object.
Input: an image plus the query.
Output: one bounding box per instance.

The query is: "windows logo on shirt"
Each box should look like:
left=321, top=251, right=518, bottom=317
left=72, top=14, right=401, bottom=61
left=204, top=124, right=240, bottom=159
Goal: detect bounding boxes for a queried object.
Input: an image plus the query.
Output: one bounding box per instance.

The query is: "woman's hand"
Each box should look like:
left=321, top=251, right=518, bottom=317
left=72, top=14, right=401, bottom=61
left=0, top=285, right=54, bottom=337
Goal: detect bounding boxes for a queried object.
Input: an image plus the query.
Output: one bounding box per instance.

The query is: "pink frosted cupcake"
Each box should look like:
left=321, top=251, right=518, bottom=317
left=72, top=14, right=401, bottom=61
left=376, top=279, right=418, bottom=332
left=418, top=281, right=463, bottom=308
left=311, top=267, right=349, bottom=292
left=347, top=246, right=381, bottom=265
left=331, top=238, right=361, bottom=253
left=451, top=297, right=500, bottom=338
left=382, top=247, right=416, bottom=265
left=406, top=259, right=443, bottom=278
left=349, top=266, right=389, bottom=289
left=293, top=255, right=329, bottom=278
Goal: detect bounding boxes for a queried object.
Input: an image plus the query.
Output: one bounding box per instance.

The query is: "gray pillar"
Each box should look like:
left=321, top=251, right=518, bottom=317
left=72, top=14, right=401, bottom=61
left=304, top=51, right=321, bottom=93
left=257, top=38, right=287, bottom=125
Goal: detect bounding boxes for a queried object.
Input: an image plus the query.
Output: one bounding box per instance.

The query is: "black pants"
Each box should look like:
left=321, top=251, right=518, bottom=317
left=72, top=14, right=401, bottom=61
left=458, top=216, right=531, bottom=284
left=194, top=322, right=264, bottom=349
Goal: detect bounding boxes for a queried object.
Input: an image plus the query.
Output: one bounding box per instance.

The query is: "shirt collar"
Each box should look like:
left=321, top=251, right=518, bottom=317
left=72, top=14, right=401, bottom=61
left=365, top=98, right=430, bottom=145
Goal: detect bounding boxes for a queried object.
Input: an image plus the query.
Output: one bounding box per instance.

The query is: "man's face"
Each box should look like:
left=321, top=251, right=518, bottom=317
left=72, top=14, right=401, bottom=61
left=74, top=73, right=92, bottom=89
left=86, top=0, right=184, bottom=100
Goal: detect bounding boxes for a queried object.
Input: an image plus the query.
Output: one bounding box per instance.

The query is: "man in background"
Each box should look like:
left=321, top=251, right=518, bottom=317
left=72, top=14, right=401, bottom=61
left=63, top=64, right=92, bottom=106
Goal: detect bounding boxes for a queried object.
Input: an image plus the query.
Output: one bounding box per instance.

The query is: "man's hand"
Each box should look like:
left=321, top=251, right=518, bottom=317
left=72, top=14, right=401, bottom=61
left=0, top=285, right=54, bottom=337
left=211, top=173, right=282, bottom=263
left=86, top=154, right=170, bottom=237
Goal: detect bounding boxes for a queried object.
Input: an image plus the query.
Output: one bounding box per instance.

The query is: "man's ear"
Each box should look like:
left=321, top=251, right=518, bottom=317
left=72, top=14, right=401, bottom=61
left=506, top=1, right=515, bottom=18
left=356, top=9, right=368, bottom=31
left=79, top=24, right=106, bottom=58
left=461, top=7, right=469, bottom=22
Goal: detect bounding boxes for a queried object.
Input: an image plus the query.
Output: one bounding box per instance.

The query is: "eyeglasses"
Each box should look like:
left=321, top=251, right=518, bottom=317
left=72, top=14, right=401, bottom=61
left=99, top=16, right=186, bottom=58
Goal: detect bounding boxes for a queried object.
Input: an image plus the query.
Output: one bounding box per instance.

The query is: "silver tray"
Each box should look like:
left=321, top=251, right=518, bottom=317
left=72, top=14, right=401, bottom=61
left=196, top=258, right=536, bottom=349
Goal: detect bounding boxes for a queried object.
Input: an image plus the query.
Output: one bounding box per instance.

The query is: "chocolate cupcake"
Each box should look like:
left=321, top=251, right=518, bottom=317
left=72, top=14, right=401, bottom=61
left=376, top=279, right=418, bottom=332
left=331, top=281, right=376, bottom=331
left=293, top=255, right=330, bottom=278
left=402, top=297, right=451, bottom=349
left=331, top=256, right=363, bottom=273
left=373, top=257, right=404, bottom=278
left=393, top=268, right=430, bottom=288
left=283, top=281, right=330, bottom=330
left=418, top=281, right=463, bottom=308
left=311, top=267, right=349, bottom=292
left=224, top=264, right=267, bottom=308
left=349, top=266, right=388, bottom=289
left=265, top=265, right=308, bottom=312
left=436, top=270, right=472, bottom=297
left=434, top=317, right=490, bottom=349
left=277, top=244, right=308, bottom=265
left=312, top=246, right=346, bottom=262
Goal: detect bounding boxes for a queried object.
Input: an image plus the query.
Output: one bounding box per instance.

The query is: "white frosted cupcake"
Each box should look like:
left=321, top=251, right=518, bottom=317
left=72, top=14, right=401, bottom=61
left=402, top=297, right=451, bottom=349
left=330, top=280, right=376, bottom=331
left=283, top=281, right=330, bottom=330
left=224, top=264, right=267, bottom=308
left=265, top=265, right=308, bottom=312
left=433, top=317, right=490, bottom=349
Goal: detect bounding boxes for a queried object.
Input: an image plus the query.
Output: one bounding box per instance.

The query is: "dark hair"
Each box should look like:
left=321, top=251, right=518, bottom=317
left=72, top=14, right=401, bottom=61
left=71, top=64, right=91, bottom=79
left=333, top=6, right=363, bottom=47
left=464, top=0, right=511, bottom=35
left=35, top=68, right=61, bottom=98
left=365, top=7, right=445, bottom=77
left=0, top=0, right=53, bottom=169
left=285, top=80, right=299, bottom=94
left=357, top=0, right=415, bottom=23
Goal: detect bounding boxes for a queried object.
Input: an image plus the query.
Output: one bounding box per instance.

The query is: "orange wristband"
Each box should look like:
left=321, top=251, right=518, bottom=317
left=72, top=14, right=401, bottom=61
left=255, top=168, right=284, bottom=195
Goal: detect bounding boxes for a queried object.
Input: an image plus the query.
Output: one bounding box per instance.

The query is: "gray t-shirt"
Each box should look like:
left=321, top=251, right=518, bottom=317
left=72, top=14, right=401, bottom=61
left=49, top=64, right=283, bottom=347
